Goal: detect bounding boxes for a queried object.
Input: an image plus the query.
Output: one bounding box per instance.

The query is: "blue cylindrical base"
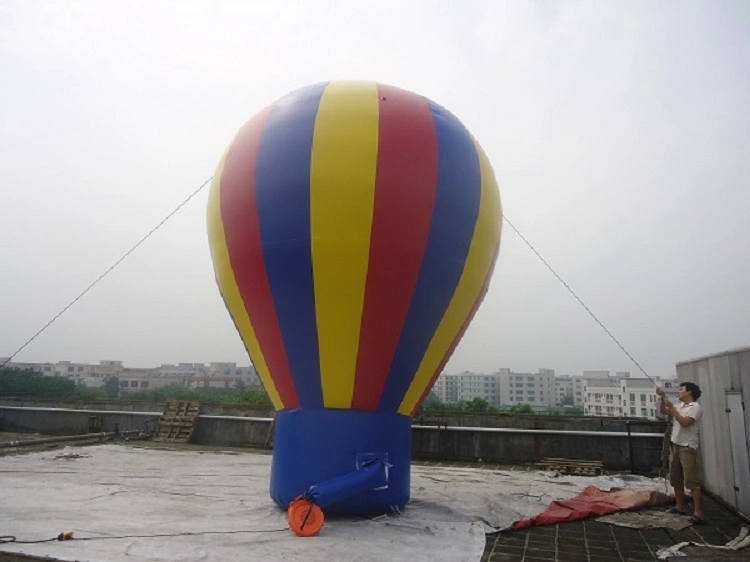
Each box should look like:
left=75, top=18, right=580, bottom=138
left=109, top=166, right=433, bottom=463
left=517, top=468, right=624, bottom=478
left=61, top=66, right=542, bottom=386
left=270, top=409, right=412, bottom=515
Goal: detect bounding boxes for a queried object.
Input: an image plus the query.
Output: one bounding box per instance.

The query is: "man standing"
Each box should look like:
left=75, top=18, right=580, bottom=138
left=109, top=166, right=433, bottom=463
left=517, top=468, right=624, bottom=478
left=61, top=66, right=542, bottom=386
left=657, top=382, right=704, bottom=524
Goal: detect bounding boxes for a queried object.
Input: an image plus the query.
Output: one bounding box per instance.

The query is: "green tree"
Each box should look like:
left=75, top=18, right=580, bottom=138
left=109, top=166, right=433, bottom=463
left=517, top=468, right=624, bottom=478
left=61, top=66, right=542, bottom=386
left=421, top=390, right=437, bottom=406
left=126, top=383, right=196, bottom=402
left=238, top=387, right=272, bottom=406
left=510, top=402, right=533, bottom=414
left=563, top=406, right=584, bottom=416
left=103, top=376, right=120, bottom=399
left=75, top=381, right=108, bottom=400
left=464, top=397, right=493, bottom=412
left=0, top=367, right=275, bottom=407
left=0, top=368, right=78, bottom=398
left=419, top=391, right=446, bottom=412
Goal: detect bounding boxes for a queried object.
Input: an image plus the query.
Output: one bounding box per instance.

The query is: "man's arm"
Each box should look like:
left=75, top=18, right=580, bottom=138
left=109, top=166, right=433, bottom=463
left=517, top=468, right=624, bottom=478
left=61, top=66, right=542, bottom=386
left=656, top=388, right=670, bottom=416
left=659, top=397, right=669, bottom=416
left=665, top=402, right=695, bottom=427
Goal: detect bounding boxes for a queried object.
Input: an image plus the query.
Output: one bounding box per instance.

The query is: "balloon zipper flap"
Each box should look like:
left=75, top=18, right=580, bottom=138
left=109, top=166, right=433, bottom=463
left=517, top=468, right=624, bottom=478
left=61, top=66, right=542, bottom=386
left=287, top=455, right=391, bottom=537
left=303, top=454, right=390, bottom=509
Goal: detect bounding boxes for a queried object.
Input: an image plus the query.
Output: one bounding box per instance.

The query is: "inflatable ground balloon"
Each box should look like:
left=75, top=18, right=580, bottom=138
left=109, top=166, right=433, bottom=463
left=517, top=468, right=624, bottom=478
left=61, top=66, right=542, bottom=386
left=207, top=81, right=502, bottom=518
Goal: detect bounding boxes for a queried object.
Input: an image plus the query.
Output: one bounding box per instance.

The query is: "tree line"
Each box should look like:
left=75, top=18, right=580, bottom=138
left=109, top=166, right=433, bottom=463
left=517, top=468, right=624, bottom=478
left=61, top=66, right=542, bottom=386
left=0, top=367, right=271, bottom=406
left=0, top=368, right=584, bottom=415
left=421, top=395, right=583, bottom=415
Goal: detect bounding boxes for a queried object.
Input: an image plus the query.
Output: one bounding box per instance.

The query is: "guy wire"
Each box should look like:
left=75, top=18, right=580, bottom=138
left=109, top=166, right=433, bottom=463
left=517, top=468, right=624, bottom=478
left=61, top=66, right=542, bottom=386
left=503, top=215, right=659, bottom=388
left=0, top=176, right=213, bottom=369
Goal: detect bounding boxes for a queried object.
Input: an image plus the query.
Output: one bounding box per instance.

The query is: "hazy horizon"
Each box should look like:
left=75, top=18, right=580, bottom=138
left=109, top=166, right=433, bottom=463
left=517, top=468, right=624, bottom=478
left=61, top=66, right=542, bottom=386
left=3, top=353, right=678, bottom=379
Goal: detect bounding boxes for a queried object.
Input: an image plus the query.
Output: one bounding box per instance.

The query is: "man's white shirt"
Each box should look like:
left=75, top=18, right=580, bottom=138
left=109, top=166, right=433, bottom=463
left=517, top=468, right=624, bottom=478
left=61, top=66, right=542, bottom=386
left=670, top=401, right=702, bottom=449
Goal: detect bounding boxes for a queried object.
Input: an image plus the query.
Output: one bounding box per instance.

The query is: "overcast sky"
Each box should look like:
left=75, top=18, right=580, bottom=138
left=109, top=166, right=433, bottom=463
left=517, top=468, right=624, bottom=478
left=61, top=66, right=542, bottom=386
left=1, top=1, right=748, bottom=378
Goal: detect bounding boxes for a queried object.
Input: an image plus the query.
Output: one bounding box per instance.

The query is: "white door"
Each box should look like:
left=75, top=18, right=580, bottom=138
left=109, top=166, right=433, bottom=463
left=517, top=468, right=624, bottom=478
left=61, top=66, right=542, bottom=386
left=727, top=391, right=750, bottom=516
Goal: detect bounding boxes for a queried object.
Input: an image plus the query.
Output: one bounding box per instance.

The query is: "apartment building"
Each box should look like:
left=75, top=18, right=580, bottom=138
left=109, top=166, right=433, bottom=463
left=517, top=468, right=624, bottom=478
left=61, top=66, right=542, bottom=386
left=420, top=367, right=680, bottom=417
left=582, top=372, right=627, bottom=417
left=582, top=371, right=679, bottom=420
left=3, top=360, right=95, bottom=386
left=432, top=373, right=460, bottom=404
left=432, top=371, right=502, bottom=405
left=497, top=368, right=556, bottom=409
left=2, top=359, right=260, bottom=392
left=117, top=367, right=178, bottom=391
left=554, top=375, right=584, bottom=406
left=434, top=368, right=580, bottom=409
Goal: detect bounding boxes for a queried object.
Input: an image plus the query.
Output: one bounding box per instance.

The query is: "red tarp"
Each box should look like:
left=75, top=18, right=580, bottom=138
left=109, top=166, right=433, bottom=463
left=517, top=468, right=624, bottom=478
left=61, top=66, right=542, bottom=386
left=512, top=486, right=670, bottom=530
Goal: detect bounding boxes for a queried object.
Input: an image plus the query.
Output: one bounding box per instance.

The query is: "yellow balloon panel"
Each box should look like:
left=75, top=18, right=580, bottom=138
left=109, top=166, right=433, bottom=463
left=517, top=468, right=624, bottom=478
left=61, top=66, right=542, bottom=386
left=207, top=81, right=502, bottom=414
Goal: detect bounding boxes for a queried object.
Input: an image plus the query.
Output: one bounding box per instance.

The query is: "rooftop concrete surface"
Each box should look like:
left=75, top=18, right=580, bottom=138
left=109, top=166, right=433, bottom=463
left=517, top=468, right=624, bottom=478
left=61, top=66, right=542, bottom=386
left=1, top=438, right=747, bottom=562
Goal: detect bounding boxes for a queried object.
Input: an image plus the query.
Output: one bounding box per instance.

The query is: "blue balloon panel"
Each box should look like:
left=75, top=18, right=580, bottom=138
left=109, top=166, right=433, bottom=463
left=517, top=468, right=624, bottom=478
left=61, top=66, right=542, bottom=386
left=270, top=409, right=412, bottom=515
left=207, top=81, right=502, bottom=516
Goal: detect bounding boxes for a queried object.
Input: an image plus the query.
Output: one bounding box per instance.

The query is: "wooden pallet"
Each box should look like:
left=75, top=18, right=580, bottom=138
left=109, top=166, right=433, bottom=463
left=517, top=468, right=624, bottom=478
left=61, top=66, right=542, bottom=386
left=538, top=457, right=603, bottom=476
left=153, top=401, right=201, bottom=443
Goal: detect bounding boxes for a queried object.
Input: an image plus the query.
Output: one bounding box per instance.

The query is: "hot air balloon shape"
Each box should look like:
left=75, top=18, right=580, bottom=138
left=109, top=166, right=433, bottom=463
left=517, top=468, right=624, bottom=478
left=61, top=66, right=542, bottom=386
left=207, top=81, right=501, bottom=526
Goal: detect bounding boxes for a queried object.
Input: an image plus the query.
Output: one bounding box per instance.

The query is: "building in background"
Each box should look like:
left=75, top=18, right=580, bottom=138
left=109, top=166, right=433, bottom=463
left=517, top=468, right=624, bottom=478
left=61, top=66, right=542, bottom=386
left=432, top=370, right=501, bottom=405
left=433, top=368, right=560, bottom=410
left=582, top=371, right=628, bottom=417
left=1, top=360, right=55, bottom=376
left=431, top=367, right=677, bottom=417
left=497, top=368, right=556, bottom=409
left=1, top=359, right=261, bottom=392
left=582, top=371, right=678, bottom=420
left=554, top=374, right=584, bottom=407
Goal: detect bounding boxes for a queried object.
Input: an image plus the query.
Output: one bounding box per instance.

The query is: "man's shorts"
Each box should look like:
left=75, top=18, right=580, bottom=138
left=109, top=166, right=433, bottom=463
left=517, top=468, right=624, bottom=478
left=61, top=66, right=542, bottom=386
left=669, top=443, right=701, bottom=490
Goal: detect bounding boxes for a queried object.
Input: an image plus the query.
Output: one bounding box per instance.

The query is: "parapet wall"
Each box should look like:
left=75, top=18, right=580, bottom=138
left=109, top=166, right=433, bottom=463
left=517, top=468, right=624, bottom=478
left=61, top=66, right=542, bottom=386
left=0, top=403, right=665, bottom=473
